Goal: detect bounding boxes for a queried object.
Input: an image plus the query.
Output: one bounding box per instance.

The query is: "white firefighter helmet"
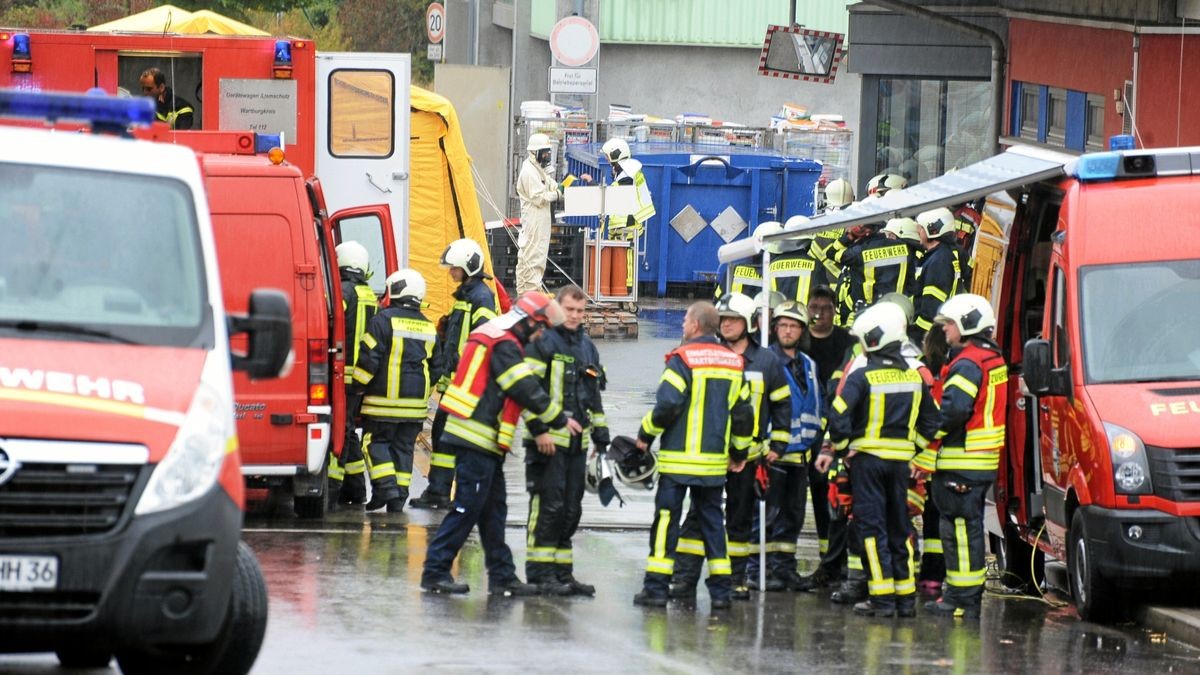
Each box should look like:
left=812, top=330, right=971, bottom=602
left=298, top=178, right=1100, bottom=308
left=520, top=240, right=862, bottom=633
left=585, top=452, right=624, bottom=507
left=716, top=292, right=756, bottom=329
left=386, top=268, right=426, bottom=304
left=825, top=178, right=855, bottom=208
left=527, top=132, right=553, bottom=154
left=439, top=238, right=486, bottom=277
left=851, top=301, right=908, bottom=352
left=753, top=220, right=784, bottom=254
left=883, top=217, right=921, bottom=242
left=878, top=292, right=915, bottom=325
left=776, top=214, right=814, bottom=253
left=335, top=240, right=369, bottom=273
left=936, top=293, right=996, bottom=337
left=774, top=300, right=809, bottom=326
left=916, top=207, right=957, bottom=240
left=601, top=137, right=632, bottom=164
left=608, top=436, right=657, bottom=490
left=866, top=172, right=908, bottom=197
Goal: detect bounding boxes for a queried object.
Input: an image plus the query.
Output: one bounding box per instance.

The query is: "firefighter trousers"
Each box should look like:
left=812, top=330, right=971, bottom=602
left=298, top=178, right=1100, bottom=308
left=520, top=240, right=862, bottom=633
left=362, top=419, right=419, bottom=503
left=424, top=408, right=455, bottom=497
left=329, top=388, right=366, bottom=498
left=642, top=476, right=731, bottom=601
left=809, top=459, right=833, bottom=564
left=675, top=465, right=755, bottom=585
left=919, top=492, right=946, bottom=582
left=525, top=448, right=585, bottom=584
left=850, top=453, right=915, bottom=605
left=745, top=461, right=807, bottom=579
left=422, top=447, right=518, bottom=587
left=931, top=472, right=990, bottom=608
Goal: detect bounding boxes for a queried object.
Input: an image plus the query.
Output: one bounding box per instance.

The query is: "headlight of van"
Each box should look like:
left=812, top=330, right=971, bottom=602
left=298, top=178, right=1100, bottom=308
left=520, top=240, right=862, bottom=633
left=1104, top=422, right=1153, bottom=496
left=135, top=382, right=231, bottom=515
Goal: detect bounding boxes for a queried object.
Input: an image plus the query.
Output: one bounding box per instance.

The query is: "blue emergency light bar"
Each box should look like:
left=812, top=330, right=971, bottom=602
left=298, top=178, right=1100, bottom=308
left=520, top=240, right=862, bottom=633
left=12, top=32, right=31, bottom=59
left=1069, top=144, right=1200, bottom=182
left=0, top=89, right=154, bottom=129
left=274, top=40, right=292, bottom=65
left=255, top=133, right=282, bottom=153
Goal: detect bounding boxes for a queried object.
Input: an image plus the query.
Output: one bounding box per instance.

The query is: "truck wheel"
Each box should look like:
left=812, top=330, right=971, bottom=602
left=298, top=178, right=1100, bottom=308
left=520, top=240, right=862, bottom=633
left=998, top=523, right=1044, bottom=594
left=117, top=541, right=269, bottom=675
left=1068, top=510, right=1126, bottom=623
left=55, top=648, right=111, bottom=668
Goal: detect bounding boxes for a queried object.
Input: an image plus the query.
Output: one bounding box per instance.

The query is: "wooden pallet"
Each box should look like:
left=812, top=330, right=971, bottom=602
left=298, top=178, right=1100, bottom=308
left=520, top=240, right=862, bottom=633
left=583, top=304, right=638, bottom=340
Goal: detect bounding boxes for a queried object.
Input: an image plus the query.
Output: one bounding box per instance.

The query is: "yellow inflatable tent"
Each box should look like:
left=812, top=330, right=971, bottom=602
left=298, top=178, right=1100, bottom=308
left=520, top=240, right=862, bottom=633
left=409, top=85, right=498, bottom=320
left=89, top=5, right=268, bottom=35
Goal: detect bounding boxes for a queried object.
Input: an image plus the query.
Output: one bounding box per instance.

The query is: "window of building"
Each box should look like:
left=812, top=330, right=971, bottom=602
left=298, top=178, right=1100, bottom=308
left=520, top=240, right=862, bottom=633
left=1020, top=85, right=1039, bottom=141
left=1086, top=94, right=1106, bottom=151
left=1046, top=88, right=1068, bottom=147
left=328, top=69, right=395, bottom=158
left=876, top=78, right=991, bottom=183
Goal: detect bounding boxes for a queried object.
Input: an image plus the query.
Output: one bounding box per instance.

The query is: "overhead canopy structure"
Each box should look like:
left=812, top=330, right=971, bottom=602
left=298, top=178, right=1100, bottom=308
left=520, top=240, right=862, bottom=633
left=89, top=4, right=268, bottom=36
left=717, top=145, right=1076, bottom=263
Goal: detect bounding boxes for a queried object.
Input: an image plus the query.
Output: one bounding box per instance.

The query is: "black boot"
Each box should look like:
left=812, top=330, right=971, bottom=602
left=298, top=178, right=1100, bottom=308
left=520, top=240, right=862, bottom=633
left=421, top=578, right=469, bottom=594
left=669, top=580, right=697, bottom=600
left=746, top=574, right=785, bottom=592
left=776, top=567, right=816, bottom=592
left=490, top=578, right=540, bottom=597
left=633, top=591, right=668, bottom=607
left=896, top=594, right=917, bottom=618
left=853, top=597, right=897, bottom=617
left=830, top=578, right=868, bottom=604
left=409, top=491, right=451, bottom=510
left=563, top=577, right=596, bottom=597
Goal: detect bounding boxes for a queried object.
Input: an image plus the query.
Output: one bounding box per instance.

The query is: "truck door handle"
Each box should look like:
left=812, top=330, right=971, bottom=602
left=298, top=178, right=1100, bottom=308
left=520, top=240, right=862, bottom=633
left=366, top=172, right=392, bottom=194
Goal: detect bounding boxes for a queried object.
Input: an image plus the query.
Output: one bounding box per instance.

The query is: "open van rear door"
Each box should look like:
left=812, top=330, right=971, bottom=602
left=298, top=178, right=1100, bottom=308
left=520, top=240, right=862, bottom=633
left=316, top=52, right=412, bottom=264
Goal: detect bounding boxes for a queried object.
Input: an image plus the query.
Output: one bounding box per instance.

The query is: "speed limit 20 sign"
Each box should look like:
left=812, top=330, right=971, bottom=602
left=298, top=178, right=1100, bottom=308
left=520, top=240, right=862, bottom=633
left=427, top=3, right=445, bottom=44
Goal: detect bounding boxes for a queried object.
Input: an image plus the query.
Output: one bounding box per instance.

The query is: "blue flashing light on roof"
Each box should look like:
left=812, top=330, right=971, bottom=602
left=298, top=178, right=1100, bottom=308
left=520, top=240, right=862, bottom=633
left=1109, top=134, right=1135, bottom=151
left=255, top=133, right=282, bottom=154
left=0, top=89, right=155, bottom=131
left=1071, top=152, right=1121, bottom=181
left=12, top=32, right=31, bottom=59
left=274, top=40, right=292, bottom=65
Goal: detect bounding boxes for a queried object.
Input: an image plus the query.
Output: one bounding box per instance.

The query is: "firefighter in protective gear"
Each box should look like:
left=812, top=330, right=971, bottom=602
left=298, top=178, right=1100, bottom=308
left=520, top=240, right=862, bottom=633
left=633, top=302, right=755, bottom=610
left=522, top=285, right=610, bottom=596
left=329, top=240, right=377, bottom=507
left=422, top=292, right=582, bottom=596
left=515, top=133, right=559, bottom=294
left=714, top=221, right=778, bottom=300
left=883, top=216, right=925, bottom=296
left=670, top=293, right=789, bottom=601
left=411, top=239, right=498, bottom=510
left=830, top=221, right=913, bottom=327
left=822, top=302, right=940, bottom=618
left=808, top=228, right=847, bottom=303
left=350, top=269, right=436, bottom=513
left=601, top=138, right=655, bottom=295
left=913, top=294, right=1006, bottom=620
left=912, top=207, right=971, bottom=341
left=755, top=300, right=824, bottom=591
left=824, top=178, right=855, bottom=212
left=866, top=172, right=908, bottom=198
left=767, top=216, right=828, bottom=307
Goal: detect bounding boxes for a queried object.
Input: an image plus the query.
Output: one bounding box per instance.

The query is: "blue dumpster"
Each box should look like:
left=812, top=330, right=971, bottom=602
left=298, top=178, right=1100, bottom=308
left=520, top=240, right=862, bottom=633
left=565, top=143, right=822, bottom=296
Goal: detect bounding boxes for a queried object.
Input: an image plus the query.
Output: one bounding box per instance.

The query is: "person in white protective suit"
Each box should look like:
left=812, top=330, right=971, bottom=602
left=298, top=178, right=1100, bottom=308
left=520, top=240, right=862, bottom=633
left=515, top=133, right=560, bottom=294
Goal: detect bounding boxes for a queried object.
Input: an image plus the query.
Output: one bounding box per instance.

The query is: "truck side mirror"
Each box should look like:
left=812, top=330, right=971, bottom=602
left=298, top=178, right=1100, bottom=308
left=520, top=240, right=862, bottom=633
left=229, top=289, right=292, bottom=379
left=1023, top=338, right=1069, bottom=397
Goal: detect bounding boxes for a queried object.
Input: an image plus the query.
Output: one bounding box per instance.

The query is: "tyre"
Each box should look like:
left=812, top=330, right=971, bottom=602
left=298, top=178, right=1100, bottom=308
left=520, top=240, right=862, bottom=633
left=55, top=648, right=111, bottom=668
left=1068, top=510, right=1126, bottom=623
left=117, top=541, right=269, bottom=675
left=293, top=493, right=326, bottom=519
left=997, top=523, right=1044, bottom=593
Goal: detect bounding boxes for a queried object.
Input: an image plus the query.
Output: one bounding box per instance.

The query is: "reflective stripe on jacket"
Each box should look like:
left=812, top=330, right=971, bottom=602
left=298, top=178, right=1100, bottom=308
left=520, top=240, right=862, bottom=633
left=351, top=305, right=437, bottom=420
left=523, top=324, right=609, bottom=451
left=341, top=269, right=378, bottom=384
left=915, top=340, right=1007, bottom=473
left=828, top=349, right=940, bottom=462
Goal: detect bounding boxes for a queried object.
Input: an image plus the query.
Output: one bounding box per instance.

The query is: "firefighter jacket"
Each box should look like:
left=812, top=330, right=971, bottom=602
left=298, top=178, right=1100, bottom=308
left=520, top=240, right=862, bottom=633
left=828, top=347, right=940, bottom=462
left=440, top=319, right=567, bottom=456
left=637, top=336, right=755, bottom=487
left=714, top=260, right=763, bottom=300
left=809, top=229, right=845, bottom=283
left=605, top=158, right=655, bottom=238
left=350, top=304, right=437, bottom=421
left=155, top=87, right=194, bottom=130
left=523, top=324, right=610, bottom=452
left=736, top=340, right=791, bottom=461
left=341, top=268, right=378, bottom=384
left=770, top=248, right=829, bottom=306
left=832, top=231, right=913, bottom=316
left=912, top=339, right=1007, bottom=475
left=433, top=276, right=497, bottom=386
left=913, top=242, right=969, bottom=335
left=770, top=343, right=824, bottom=463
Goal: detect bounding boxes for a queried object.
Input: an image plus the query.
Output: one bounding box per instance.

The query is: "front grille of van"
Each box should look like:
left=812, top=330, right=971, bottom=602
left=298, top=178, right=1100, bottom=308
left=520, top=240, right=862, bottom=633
left=0, top=462, right=144, bottom=538
left=0, top=591, right=100, bottom=623
left=1146, top=445, right=1200, bottom=502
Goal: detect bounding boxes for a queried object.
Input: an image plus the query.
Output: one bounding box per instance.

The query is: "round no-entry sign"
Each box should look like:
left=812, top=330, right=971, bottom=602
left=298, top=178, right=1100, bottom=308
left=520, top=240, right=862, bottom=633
left=427, top=3, right=446, bottom=44
left=550, top=16, right=598, bottom=67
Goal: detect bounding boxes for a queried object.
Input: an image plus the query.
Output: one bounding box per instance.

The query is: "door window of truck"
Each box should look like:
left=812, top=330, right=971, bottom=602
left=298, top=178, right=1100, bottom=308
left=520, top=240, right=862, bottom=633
left=119, top=54, right=204, bottom=129
left=1080, top=260, right=1200, bottom=383
left=0, top=163, right=208, bottom=347
left=328, top=70, right=394, bottom=158
left=337, top=215, right=389, bottom=298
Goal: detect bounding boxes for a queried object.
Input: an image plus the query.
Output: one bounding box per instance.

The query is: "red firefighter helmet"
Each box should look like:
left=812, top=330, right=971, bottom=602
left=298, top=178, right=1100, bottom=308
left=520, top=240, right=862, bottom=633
left=513, top=291, right=566, bottom=327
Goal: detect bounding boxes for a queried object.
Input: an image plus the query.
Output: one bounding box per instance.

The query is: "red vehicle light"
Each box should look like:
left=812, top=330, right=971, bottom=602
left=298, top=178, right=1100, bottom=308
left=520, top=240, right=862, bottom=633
left=308, top=340, right=328, bottom=405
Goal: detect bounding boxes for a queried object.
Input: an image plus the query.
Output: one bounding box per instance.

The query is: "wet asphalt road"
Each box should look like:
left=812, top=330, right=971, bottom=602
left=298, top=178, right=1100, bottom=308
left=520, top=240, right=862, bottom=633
left=4, top=306, right=1200, bottom=673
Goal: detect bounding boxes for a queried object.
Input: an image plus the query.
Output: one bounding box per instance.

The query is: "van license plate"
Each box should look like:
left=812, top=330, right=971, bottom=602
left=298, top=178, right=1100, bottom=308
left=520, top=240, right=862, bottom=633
left=0, top=555, right=58, bottom=591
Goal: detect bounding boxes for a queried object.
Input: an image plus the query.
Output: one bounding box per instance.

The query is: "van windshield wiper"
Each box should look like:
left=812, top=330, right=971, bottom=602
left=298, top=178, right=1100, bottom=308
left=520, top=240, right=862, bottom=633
left=0, top=319, right=140, bottom=345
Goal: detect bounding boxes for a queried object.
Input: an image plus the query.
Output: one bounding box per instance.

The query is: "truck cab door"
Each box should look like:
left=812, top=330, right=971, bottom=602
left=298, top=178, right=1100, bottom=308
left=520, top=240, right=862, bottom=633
left=1038, top=261, right=1073, bottom=530
left=330, top=205, right=399, bottom=303
left=316, top=52, right=411, bottom=265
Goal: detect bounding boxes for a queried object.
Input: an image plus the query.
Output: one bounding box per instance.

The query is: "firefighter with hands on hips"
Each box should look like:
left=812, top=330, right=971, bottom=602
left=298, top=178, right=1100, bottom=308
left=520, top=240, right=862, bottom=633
left=349, top=269, right=436, bottom=513
left=329, top=240, right=377, bottom=508
left=633, top=302, right=754, bottom=610
left=817, top=302, right=940, bottom=618
left=411, top=238, right=498, bottom=510
left=669, top=292, right=789, bottom=601
left=911, top=294, right=1007, bottom=620
left=421, top=292, right=583, bottom=597
left=911, top=207, right=972, bottom=342
left=522, top=284, right=610, bottom=597
left=756, top=300, right=824, bottom=592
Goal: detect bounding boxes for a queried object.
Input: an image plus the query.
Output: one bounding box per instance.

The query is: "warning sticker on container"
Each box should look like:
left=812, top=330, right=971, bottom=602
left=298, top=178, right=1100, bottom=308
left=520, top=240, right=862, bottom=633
left=670, top=205, right=707, bottom=243
left=710, top=206, right=748, bottom=243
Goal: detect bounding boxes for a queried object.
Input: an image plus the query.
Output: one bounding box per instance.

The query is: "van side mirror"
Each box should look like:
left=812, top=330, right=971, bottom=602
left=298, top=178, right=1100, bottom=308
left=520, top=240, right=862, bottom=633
left=229, top=289, right=292, bottom=379
left=1023, top=339, right=1069, bottom=397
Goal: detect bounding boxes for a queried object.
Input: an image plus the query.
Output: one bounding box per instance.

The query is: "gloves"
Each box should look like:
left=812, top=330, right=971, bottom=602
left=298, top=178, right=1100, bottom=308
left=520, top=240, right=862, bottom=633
left=907, top=477, right=927, bottom=517
left=827, top=460, right=853, bottom=517
left=753, top=461, right=771, bottom=499
left=846, top=225, right=869, bottom=241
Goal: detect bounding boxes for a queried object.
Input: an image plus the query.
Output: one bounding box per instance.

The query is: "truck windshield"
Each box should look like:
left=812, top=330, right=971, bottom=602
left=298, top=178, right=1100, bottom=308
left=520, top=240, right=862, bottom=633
left=1080, top=260, right=1200, bottom=383
left=0, top=163, right=210, bottom=348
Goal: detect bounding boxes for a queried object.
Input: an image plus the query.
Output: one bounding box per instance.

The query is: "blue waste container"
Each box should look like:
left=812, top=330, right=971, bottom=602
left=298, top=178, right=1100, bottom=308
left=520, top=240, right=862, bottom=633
left=565, top=143, right=822, bottom=297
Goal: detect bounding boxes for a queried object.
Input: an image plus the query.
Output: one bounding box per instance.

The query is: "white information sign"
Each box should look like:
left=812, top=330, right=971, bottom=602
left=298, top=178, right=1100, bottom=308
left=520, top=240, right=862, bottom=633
left=562, top=185, right=639, bottom=217
left=548, top=67, right=597, bottom=95
left=218, top=78, right=298, bottom=144
left=428, top=43, right=443, bottom=61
